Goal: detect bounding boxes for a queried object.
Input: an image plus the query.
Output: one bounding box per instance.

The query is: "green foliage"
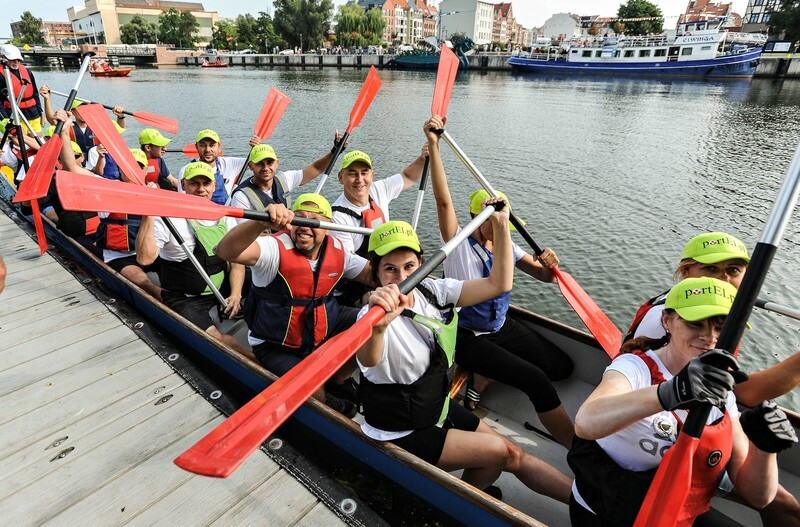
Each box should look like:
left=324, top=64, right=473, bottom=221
left=616, top=0, right=663, bottom=35
left=17, top=11, right=46, bottom=45
left=334, top=5, right=384, bottom=47
left=274, top=0, right=335, bottom=51
left=770, top=1, right=800, bottom=42
left=120, top=15, right=158, bottom=45
left=211, top=12, right=282, bottom=52
left=158, top=8, right=199, bottom=48
left=211, top=19, right=237, bottom=49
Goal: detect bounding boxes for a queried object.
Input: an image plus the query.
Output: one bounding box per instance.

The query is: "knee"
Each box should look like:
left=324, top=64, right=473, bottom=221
left=548, top=358, right=574, bottom=381
left=499, top=440, right=525, bottom=472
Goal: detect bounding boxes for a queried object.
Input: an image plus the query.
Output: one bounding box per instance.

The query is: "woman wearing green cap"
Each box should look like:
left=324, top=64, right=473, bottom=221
left=570, top=277, right=791, bottom=526
left=424, top=115, right=574, bottom=449
left=358, top=214, right=572, bottom=504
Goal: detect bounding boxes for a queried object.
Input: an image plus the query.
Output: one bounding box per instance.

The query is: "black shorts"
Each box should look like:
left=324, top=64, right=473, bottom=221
left=162, top=291, right=217, bottom=330
left=391, top=402, right=480, bottom=465
left=106, top=254, right=159, bottom=274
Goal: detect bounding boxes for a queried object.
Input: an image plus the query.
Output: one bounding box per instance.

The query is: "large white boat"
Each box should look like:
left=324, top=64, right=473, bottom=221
left=509, top=19, right=767, bottom=78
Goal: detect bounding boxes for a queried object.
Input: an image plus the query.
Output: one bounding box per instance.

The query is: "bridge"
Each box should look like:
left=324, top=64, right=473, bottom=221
left=20, top=44, right=158, bottom=66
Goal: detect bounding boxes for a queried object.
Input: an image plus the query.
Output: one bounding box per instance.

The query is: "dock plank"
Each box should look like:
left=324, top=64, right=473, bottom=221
left=0, top=301, right=111, bottom=348
left=294, top=502, right=349, bottom=527
left=0, top=273, right=84, bottom=306
left=0, top=289, right=107, bottom=331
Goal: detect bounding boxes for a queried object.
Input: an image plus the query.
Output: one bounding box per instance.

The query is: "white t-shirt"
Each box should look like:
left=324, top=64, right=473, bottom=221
left=85, top=145, right=102, bottom=172
left=572, top=349, right=738, bottom=512
left=177, top=156, right=247, bottom=197
left=330, top=173, right=404, bottom=253
left=229, top=169, right=303, bottom=224
left=442, top=227, right=526, bottom=281
left=356, top=277, right=464, bottom=441
left=247, top=234, right=367, bottom=346
left=152, top=216, right=237, bottom=261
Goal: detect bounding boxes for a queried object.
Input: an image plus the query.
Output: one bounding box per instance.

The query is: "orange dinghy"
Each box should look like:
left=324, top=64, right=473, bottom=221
left=90, top=68, right=132, bottom=77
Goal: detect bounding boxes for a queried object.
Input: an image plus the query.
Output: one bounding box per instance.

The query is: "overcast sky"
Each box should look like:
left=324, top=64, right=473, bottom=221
left=10, top=1, right=750, bottom=31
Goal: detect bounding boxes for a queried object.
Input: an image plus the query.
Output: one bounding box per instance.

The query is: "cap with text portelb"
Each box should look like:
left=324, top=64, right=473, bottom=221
left=292, top=193, right=332, bottom=219
left=130, top=148, right=147, bottom=167
left=340, top=150, right=372, bottom=170
left=183, top=161, right=215, bottom=181
left=680, top=232, right=750, bottom=264
left=196, top=129, right=220, bottom=144
left=138, top=128, right=171, bottom=147
left=666, top=277, right=737, bottom=322
left=468, top=189, right=524, bottom=231
left=249, top=144, right=277, bottom=164
left=368, top=220, right=422, bottom=256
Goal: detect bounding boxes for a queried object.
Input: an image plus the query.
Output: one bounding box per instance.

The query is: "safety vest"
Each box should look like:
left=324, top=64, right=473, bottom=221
left=568, top=349, right=733, bottom=526
left=160, top=219, right=229, bottom=296
left=71, top=123, right=96, bottom=155
left=231, top=175, right=286, bottom=210
left=100, top=153, right=120, bottom=181
left=623, top=291, right=669, bottom=343
left=457, top=236, right=511, bottom=333
left=145, top=158, right=160, bottom=185
left=331, top=196, right=386, bottom=257
left=0, top=64, right=37, bottom=110
left=97, top=213, right=141, bottom=252
left=244, top=232, right=345, bottom=354
left=47, top=174, right=100, bottom=237
left=360, top=282, right=459, bottom=431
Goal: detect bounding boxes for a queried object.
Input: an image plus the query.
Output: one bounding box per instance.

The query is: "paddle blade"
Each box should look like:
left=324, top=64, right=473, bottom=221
left=254, top=88, right=291, bottom=139
left=12, top=137, right=61, bottom=202
left=31, top=200, right=48, bottom=254
left=132, top=111, right=179, bottom=134
left=55, top=171, right=238, bottom=221
left=182, top=143, right=199, bottom=157
left=432, top=45, right=459, bottom=119
left=78, top=104, right=146, bottom=186
left=174, top=306, right=386, bottom=477
left=552, top=267, right=622, bottom=358
left=346, top=66, right=382, bottom=133
left=633, top=434, right=698, bottom=527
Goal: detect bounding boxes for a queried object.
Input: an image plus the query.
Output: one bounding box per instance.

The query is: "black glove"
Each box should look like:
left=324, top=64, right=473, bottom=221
left=740, top=400, right=798, bottom=453
left=657, top=349, right=745, bottom=411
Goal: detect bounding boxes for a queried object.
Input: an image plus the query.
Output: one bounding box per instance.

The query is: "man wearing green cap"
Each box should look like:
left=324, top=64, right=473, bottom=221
left=139, top=128, right=178, bottom=190
left=136, top=161, right=251, bottom=357
left=229, top=141, right=340, bottom=221
left=215, top=193, right=374, bottom=417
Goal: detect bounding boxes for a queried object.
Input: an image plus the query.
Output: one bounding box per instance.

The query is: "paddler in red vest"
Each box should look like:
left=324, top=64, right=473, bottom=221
left=624, top=231, right=800, bottom=524
left=570, top=277, right=792, bottom=526
left=135, top=161, right=252, bottom=359
left=0, top=44, right=43, bottom=134
left=214, top=193, right=375, bottom=417
left=138, top=128, right=178, bottom=190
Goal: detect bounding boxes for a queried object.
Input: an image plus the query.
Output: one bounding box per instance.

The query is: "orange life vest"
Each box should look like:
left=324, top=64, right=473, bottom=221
left=0, top=63, right=37, bottom=110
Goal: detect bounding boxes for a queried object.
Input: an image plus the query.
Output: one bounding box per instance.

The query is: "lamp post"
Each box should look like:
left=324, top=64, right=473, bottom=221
left=300, top=33, right=303, bottom=53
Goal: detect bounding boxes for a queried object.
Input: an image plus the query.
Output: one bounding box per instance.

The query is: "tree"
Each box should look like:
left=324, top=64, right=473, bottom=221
left=254, top=11, right=283, bottom=52
left=158, top=8, right=199, bottom=48
left=616, top=0, right=663, bottom=35
left=120, top=15, right=158, bottom=45
left=770, top=1, right=800, bottom=42
left=211, top=19, right=237, bottom=49
left=334, top=5, right=384, bottom=47
left=274, top=0, right=335, bottom=50
left=588, top=24, right=600, bottom=36
left=16, top=11, right=46, bottom=46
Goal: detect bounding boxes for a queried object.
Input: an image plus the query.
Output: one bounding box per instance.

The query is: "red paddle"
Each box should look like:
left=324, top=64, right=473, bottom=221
left=431, top=45, right=459, bottom=119
left=77, top=104, right=146, bottom=186
left=314, top=66, right=382, bottom=193
left=172, top=204, right=499, bottom=477
left=49, top=90, right=179, bottom=134
left=181, top=144, right=199, bottom=157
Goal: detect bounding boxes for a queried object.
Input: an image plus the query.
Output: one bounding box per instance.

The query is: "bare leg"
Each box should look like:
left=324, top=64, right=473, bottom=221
left=466, top=373, right=493, bottom=411
left=120, top=265, right=162, bottom=301
left=538, top=405, right=575, bottom=449
left=206, top=325, right=256, bottom=361
left=758, top=485, right=800, bottom=527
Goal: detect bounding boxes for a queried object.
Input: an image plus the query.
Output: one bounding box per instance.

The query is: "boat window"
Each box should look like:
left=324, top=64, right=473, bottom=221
left=655, top=49, right=667, bottom=56
left=681, top=47, right=693, bottom=56
left=624, top=50, right=635, bottom=57
left=701, top=45, right=712, bottom=51
left=615, top=50, right=621, bottom=57
left=582, top=50, right=592, bottom=57
left=571, top=49, right=579, bottom=54
left=639, top=49, right=651, bottom=57
left=595, top=50, right=602, bottom=57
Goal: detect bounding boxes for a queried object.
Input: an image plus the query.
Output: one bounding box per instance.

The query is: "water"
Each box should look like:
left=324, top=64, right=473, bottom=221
left=33, top=65, right=800, bottom=409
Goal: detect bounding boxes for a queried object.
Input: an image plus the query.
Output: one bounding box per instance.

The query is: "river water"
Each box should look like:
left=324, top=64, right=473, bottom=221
left=33, top=65, right=800, bottom=410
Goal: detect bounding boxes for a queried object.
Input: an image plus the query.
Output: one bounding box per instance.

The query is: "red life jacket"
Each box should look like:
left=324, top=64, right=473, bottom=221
left=624, top=291, right=669, bottom=342
left=331, top=196, right=386, bottom=256
left=145, top=158, right=160, bottom=185
left=97, top=213, right=141, bottom=252
left=634, top=350, right=733, bottom=525
left=0, top=64, right=37, bottom=110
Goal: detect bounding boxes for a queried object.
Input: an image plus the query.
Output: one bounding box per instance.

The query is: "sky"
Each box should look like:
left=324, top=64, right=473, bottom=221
left=10, top=1, right=751, bottom=30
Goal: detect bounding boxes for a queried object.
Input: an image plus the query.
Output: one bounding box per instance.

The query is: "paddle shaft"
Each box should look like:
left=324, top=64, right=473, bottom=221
left=51, top=90, right=131, bottom=116
left=757, top=298, right=800, bottom=321
left=411, top=155, right=430, bottom=230
left=240, top=209, right=373, bottom=236
left=313, top=131, right=350, bottom=194
left=52, top=54, right=95, bottom=138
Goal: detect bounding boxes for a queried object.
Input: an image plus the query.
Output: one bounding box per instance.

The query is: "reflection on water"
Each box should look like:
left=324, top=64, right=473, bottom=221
left=33, top=66, right=800, bottom=409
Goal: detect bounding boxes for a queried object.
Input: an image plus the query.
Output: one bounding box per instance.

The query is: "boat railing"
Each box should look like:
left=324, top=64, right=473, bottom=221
left=569, top=35, right=670, bottom=49
left=728, top=32, right=768, bottom=45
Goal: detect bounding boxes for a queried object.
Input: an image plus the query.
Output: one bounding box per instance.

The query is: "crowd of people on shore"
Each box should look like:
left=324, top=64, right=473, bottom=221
left=3, top=42, right=800, bottom=525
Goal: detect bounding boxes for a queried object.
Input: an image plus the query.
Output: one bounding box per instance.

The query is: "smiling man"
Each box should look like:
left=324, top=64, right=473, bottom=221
left=214, top=193, right=374, bottom=417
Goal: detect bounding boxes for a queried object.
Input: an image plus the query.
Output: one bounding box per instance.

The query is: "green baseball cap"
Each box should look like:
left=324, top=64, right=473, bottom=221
left=70, top=141, right=83, bottom=156
left=130, top=148, right=147, bottom=167
left=292, top=193, right=332, bottom=219
left=249, top=144, right=277, bottom=164
left=183, top=161, right=215, bottom=181
left=70, top=99, right=84, bottom=110
left=665, top=277, right=737, bottom=322
left=468, top=189, right=523, bottom=231
left=681, top=232, right=750, bottom=264
left=368, top=220, right=421, bottom=256
left=138, top=128, right=171, bottom=147
left=196, top=129, right=220, bottom=144
left=340, top=150, right=372, bottom=170
left=43, top=124, right=56, bottom=138
left=0, top=118, right=8, bottom=135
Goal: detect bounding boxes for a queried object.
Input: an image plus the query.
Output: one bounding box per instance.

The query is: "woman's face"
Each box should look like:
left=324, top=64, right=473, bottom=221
left=663, top=311, right=726, bottom=362
left=376, top=249, right=421, bottom=287
left=682, top=258, right=747, bottom=289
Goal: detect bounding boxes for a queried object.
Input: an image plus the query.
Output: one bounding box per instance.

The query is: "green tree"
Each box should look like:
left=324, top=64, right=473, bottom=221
left=274, top=0, right=335, bottom=51
left=616, top=0, right=663, bottom=35
left=254, top=11, right=283, bottom=52
left=158, top=8, right=199, bottom=48
left=235, top=14, right=260, bottom=50
left=335, top=5, right=384, bottom=47
left=770, top=1, right=800, bottom=42
left=16, top=11, right=47, bottom=45
left=120, top=15, right=158, bottom=44
left=364, top=8, right=386, bottom=44
left=211, top=19, right=237, bottom=49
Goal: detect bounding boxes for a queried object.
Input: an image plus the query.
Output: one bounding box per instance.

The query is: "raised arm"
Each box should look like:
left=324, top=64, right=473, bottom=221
left=515, top=248, right=559, bottom=283
left=425, top=115, right=459, bottom=242
left=39, top=84, right=56, bottom=125
left=55, top=110, right=92, bottom=176
left=135, top=216, right=161, bottom=266
left=215, top=204, right=293, bottom=265
left=399, top=144, right=427, bottom=190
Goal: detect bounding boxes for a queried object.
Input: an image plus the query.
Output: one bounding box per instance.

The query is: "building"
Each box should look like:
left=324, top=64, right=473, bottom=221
left=541, top=13, right=581, bottom=41
left=677, top=0, right=732, bottom=25
left=10, top=20, right=75, bottom=46
left=741, top=0, right=781, bottom=33
left=357, top=0, right=438, bottom=45
left=438, top=0, right=495, bottom=44
left=66, top=0, right=218, bottom=46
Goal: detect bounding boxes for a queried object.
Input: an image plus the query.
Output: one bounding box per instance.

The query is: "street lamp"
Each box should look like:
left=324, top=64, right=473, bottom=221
left=300, top=33, right=303, bottom=53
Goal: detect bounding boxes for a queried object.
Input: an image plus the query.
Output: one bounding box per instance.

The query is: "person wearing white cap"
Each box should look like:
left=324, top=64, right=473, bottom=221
left=0, top=44, right=43, bottom=133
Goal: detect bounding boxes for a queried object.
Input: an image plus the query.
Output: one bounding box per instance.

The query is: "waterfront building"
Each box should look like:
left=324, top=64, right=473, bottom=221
left=66, top=0, right=218, bottom=46
left=438, top=0, right=494, bottom=45
left=741, top=0, right=780, bottom=33
left=10, top=20, right=75, bottom=46
left=356, top=0, right=438, bottom=45
left=541, top=13, right=581, bottom=42
left=678, top=0, right=742, bottom=29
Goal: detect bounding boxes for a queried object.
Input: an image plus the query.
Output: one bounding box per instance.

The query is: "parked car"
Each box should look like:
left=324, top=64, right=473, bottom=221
left=278, top=49, right=294, bottom=55
left=240, top=48, right=257, bottom=54
left=205, top=48, right=218, bottom=55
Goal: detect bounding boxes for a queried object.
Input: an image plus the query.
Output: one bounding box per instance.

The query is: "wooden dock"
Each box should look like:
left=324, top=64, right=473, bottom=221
left=0, top=211, right=353, bottom=526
